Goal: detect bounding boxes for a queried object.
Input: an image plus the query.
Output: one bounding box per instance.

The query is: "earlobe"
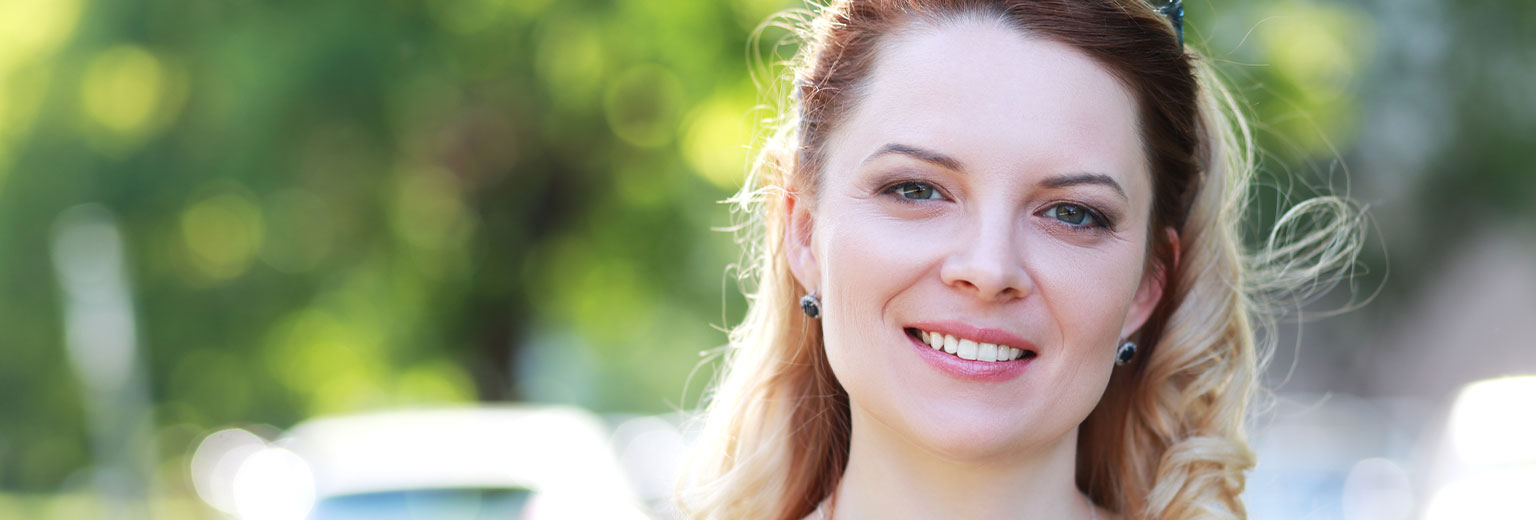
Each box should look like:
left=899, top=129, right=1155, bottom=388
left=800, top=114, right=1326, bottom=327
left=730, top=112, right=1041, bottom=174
left=1121, top=227, right=1179, bottom=339
left=783, top=190, right=820, bottom=293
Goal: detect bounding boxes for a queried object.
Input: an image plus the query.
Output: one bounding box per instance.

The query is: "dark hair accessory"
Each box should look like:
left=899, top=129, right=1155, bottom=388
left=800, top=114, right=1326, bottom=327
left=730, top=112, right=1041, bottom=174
left=1156, top=0, right=1185, bottom=47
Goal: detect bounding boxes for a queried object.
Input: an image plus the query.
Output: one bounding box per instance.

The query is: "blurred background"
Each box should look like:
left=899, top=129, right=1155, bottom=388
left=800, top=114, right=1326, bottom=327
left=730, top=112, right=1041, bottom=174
left=0, top=0, right=1532, bottom=518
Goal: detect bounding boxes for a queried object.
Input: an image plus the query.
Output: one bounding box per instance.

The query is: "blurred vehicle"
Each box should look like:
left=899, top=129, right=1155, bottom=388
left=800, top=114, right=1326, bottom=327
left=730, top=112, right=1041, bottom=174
left=1241, top=394, right=1418, bottom=519
left=1421, top=376, right=1536, bottom=518
left=192, top=405, right=649, bottom=520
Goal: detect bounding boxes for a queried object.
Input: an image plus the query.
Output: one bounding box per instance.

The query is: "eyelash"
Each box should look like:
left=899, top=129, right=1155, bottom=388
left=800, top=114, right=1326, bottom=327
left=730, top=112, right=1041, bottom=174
left=879, top=179, right=1116, bottom=232
left=1041, top=202, right=1115, bottom=232
left=882, top=180, right=947, bottom=202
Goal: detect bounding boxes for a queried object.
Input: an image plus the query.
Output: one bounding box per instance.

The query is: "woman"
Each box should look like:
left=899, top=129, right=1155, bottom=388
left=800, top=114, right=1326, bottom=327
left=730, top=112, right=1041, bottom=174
left=679, top=1, right=1360, bottom=518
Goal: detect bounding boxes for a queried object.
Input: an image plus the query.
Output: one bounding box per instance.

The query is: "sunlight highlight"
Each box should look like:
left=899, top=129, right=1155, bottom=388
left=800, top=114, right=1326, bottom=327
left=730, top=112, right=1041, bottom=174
left=180, top=188, right=265, bottom=281
left=81, top=46, right=166, bottom=136
left=231, top=447, right=316, bottom=520
left=1448, top=375, right=1536, bottom=464
left=0, top=0, right=81, bottom=67
left=682, top=93, right=751, bottom=190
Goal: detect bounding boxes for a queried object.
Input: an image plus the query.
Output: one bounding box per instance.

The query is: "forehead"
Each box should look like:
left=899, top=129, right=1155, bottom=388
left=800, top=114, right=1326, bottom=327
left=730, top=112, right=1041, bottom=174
left=830, top=17, right=1147, bottom=185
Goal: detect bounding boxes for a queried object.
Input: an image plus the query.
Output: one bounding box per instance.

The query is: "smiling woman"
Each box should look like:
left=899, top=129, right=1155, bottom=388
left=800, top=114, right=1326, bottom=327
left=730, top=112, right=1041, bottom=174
left=677, top=1, right=1361, bottom=519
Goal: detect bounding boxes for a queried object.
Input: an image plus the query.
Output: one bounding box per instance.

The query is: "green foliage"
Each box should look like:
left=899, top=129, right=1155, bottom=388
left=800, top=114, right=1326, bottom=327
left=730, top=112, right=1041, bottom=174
left=0, top=0, right=775, bottom=495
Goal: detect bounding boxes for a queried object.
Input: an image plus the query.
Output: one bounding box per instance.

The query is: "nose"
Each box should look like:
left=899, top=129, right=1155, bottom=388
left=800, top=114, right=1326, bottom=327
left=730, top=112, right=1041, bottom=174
left=939, top=212, right=1033, bottom=302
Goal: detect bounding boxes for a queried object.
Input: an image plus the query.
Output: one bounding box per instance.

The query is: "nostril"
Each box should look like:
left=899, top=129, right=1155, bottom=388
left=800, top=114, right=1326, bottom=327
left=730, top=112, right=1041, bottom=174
left=940, top=265, right=1032, bottom=303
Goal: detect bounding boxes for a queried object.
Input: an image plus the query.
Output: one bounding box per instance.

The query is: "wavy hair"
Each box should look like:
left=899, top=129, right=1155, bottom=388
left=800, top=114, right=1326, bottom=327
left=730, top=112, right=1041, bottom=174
left=678, top=1, right=1365, bottom=519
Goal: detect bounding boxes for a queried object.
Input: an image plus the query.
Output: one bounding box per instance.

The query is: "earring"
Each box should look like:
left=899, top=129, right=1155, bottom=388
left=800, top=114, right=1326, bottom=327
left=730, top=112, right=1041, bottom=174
left=1115, top=340, right=1138, bottom=366
left=800, top=291, right=822, bottom=319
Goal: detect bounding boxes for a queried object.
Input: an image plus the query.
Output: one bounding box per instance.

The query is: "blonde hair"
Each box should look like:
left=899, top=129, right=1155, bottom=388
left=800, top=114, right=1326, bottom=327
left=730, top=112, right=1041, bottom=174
left=678, top=1, right=1365, bottom=519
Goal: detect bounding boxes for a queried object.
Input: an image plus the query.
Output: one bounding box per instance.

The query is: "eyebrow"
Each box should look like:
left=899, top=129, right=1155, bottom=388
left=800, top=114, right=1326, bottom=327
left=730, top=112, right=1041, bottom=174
left=1039, top=172, right=1127, bottom=200
left=861, top=143, right=965, bottom=171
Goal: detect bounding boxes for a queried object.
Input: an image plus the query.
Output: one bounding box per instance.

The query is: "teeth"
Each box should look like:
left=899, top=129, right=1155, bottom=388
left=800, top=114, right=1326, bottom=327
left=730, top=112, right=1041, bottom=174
left=956, top=339, right=977, bottom=360
left=914, top=329, right=1029, bottom=363
left=978, top=343, right=997, bottom=362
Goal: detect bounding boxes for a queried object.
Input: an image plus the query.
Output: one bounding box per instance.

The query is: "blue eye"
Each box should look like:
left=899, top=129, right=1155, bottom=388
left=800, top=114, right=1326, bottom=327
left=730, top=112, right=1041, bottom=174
left=1043, top=203, right=1105, bottom=228
left=888, top=181, right=945, bottom=201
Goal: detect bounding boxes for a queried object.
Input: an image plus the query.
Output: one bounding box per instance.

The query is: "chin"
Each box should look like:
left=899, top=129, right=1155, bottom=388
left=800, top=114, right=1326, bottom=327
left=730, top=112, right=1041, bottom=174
left=888, top=396, right=1072, bottom=463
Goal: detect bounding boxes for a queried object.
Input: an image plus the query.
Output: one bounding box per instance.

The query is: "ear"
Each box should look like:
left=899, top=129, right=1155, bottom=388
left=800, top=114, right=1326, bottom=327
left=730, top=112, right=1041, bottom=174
left=1121, top=227, right=1179, bottom=339
left=783, top=189, right=820, bottom=294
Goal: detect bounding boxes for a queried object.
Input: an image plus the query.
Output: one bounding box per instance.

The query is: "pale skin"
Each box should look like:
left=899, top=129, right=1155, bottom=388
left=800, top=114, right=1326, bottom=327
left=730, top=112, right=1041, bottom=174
left=785, top=18, right=1174, bottom=520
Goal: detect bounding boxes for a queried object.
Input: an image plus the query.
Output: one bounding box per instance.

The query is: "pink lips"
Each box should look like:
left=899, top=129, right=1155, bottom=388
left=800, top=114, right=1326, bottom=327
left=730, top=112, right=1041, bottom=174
left=905, top=320, right=1036, bottom=382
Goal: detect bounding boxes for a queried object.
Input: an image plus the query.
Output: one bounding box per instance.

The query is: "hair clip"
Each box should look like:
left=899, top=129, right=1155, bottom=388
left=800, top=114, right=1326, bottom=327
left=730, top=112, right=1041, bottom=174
left=1155, top=0, right=1184, bottom=47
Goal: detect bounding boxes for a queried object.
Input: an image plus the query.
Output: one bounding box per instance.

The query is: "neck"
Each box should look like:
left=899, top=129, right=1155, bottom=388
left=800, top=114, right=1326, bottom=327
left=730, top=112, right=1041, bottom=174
left=828, top=403, right=1093, bottom=520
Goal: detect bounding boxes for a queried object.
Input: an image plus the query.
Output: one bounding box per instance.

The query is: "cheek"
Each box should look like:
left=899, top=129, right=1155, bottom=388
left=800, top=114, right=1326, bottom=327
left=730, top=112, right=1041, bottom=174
left=1029, top=237, right=1145, bottom=347
left=820, top=214, right=918, bottom=307
left=815, top=212, right=933, bottom=362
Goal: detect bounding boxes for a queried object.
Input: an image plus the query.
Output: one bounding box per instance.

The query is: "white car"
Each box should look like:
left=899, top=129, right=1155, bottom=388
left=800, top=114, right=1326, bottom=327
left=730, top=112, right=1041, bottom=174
left=193, top=405, right=649, bottom=520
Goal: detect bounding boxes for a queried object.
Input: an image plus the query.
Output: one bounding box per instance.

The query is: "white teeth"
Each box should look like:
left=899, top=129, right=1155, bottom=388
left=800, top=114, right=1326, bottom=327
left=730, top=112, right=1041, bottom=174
left=957, top=339, right=978, bottom=360
left=978, top=343, right=998, bottom=362
left=915, top=329, right=1029, bottom=363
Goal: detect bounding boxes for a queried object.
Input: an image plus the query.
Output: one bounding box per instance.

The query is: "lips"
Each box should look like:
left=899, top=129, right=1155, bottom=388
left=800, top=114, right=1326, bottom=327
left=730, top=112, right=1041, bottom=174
left=909, top=329, right=1032, bottom=362
left=902, top=324, right=1035, bottom=382
left=903, top=321, right=1039, bottom=362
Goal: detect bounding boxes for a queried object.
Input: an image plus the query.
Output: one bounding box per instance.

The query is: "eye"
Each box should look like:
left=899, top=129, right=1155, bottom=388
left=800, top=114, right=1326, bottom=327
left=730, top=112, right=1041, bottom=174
left=886, top=181, right=946, bottom=201
left=1042, top=203, right=1105, bottom=228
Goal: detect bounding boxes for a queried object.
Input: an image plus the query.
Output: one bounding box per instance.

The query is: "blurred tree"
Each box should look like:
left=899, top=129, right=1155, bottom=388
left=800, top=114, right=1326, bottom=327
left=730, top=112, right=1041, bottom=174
left=0, top=0, right=767, bottom=493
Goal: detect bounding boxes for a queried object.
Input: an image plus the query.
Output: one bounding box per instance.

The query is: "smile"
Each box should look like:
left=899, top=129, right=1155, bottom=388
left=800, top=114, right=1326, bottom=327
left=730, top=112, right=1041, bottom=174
left=905, top=327, right=1037, bottom=362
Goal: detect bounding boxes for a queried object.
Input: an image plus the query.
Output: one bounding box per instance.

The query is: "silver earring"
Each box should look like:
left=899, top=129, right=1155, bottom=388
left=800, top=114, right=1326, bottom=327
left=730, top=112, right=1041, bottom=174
left=1115, top=340, right=1138, bottom=366
left=799, top=291, right=822, bottom=319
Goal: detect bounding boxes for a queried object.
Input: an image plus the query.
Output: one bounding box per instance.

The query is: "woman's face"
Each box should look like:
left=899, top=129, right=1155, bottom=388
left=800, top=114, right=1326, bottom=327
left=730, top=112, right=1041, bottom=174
left=786, top=20, right=1167, bottom=461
